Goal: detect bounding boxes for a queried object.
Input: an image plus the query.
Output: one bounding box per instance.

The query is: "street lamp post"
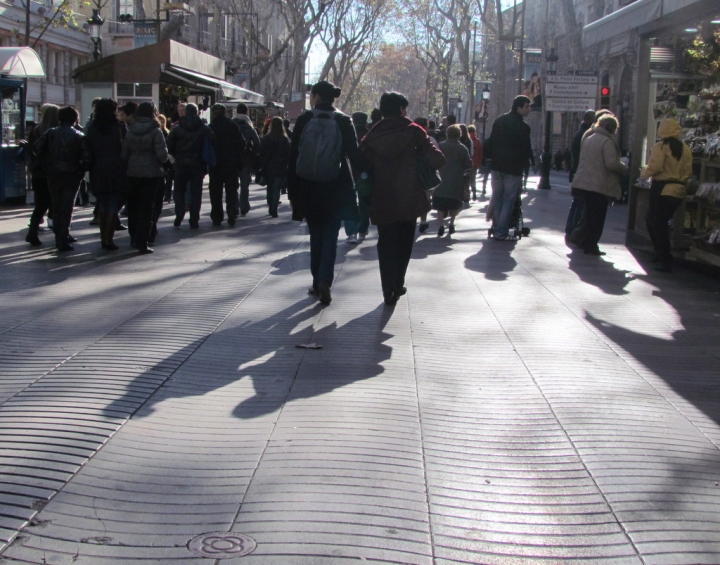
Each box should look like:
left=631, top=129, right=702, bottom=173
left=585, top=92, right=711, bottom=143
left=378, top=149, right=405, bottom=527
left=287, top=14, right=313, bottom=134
left=87, top=9, right=104, bottom=61
left=537, top=48, right=558, bottom=190
left=481, top=86, right=491, bottom=140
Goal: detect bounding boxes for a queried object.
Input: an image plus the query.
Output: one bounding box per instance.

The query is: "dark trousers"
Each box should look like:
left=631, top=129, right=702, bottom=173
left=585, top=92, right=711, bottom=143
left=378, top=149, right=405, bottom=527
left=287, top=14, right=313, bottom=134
left=164, top=168, right=174, bottom=201
left=265, top=174, right=285, bottom=216
left=565, top=189, right=586, bottom=236
left=174, top=166, right=205, bottom=226
left=48, top=173, right=82, bottom=246
left=127, top=177, right=162, bottom=248
left=29, top=176, right=52, bottom=229
left=150, top=178, right=165, bottom=240
left=307, top=217, right=341, bottom=289
left=578, top=190, right=609, bottom=252
left=239, top=165, right=252, bottom=214
left=646, top=181, right=682, bottom=265
left=377, top=221, right=416, bottom=294
left=209, top=171, right=239, bottom=223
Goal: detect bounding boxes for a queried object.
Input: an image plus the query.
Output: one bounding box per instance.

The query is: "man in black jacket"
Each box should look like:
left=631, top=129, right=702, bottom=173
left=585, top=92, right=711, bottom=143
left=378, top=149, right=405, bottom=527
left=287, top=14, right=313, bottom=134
left=487, top=95, right=532, bottom=241
left=231, top=103, right=261, bottom=217
left=208, top=104, right=245, bottom=226
left=33, top=106, right=90, bottom=251
left=167, top=103, right=213, bottom=229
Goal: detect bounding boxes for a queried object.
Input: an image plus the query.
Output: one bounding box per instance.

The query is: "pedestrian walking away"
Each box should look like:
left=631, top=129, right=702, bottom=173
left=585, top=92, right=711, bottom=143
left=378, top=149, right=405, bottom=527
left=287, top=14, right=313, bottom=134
left=209, top=103, right=245, bottom=226
left=23, top=104, right=59, bottom=247
left=361, top=91, right=444, bottom=306
left=570, top=114, right=628, bottom=256
left=32, top=106, right=90, bottom=252
left=288, top=80, right=359, bottom=306
left=260, top=116, right=290, bottom=218
left=344, top=111, right=371, bottom=243
left=167, top=103, right=213, bottom=229
left=85, top=98, right=128, bottom=251
left=565, top=109, right=596, bottom=239
left=486, top=95, right=533, bottom=241
left=468, top=124, right=483, bottom=201
left=433, top=125, right=472, bottom=237
left=232, top=103, right=262, bottom=217
left=413, top=117, right=440, bottom=234
left=641, top=117, right=692, bottom=272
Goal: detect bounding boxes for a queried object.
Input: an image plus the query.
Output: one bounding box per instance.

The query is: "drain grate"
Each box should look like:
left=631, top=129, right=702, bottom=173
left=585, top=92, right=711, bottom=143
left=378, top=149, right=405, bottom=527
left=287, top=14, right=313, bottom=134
left=187, top=532, right=257, bottom=559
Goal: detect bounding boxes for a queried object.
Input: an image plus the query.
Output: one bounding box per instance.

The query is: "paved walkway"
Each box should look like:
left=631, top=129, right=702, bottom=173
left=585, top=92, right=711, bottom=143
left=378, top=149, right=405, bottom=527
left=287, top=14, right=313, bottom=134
left=0, top=172, right=719, bottom=564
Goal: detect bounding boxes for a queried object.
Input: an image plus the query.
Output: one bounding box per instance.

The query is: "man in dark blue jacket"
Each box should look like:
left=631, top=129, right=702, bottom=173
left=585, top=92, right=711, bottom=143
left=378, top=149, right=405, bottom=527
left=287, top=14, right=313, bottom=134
left=487, top=95, right=532, bottom=241
left=209, top=104, right=245, bottom=226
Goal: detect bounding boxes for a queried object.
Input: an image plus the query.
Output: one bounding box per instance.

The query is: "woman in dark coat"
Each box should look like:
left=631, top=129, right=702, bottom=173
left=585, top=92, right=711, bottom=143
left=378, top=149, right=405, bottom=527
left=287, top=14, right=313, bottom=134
left=361, top=92, right=445, bottom=306
left=84, top=98, right=127, bottom=250
left=24, top=104, right=59, bottom=246
left=121, top=102, right=168, bottom=254
left=260, top=116, right=291, bottom=218
left=287, top=80, right=359, bottom=306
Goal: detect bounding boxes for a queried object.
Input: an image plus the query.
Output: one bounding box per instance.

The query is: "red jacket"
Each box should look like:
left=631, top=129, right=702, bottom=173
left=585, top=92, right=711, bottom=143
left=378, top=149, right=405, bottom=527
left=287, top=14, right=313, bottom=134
left=469, top=133, right=483, bottom=168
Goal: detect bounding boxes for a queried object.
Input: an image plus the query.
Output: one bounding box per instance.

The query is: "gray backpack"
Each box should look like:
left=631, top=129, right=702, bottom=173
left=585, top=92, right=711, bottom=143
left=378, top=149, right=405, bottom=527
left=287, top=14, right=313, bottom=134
left=295, top=109, right=343, bottom=183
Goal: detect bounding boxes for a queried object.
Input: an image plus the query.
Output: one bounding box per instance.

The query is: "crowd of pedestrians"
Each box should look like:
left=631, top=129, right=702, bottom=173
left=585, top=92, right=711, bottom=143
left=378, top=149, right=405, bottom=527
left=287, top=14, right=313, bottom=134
left=22, top=75, right=690, bottom=305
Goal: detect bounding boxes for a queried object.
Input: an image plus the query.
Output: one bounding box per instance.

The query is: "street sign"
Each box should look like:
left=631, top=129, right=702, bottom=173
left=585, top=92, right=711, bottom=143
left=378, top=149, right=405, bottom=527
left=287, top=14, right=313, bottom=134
left=545, top=97, right=597, bottom=112
left=545, top=82, right=598, bottom=98
left=574, top=70, right=599, bottom=77
left=544, top=75, right=599, bottom=112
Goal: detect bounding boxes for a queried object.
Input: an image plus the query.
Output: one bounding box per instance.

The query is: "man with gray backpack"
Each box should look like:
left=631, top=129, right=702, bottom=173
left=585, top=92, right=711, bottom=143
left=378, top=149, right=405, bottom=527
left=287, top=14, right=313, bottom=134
left=288, top=80, right=359, bottom=306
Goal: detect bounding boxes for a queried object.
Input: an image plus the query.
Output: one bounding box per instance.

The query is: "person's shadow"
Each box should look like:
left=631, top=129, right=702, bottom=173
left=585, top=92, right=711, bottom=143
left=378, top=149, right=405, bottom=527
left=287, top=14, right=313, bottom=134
left=567, top=248, right=636, bottom=295
left=464, top=240, right=518, bottom=281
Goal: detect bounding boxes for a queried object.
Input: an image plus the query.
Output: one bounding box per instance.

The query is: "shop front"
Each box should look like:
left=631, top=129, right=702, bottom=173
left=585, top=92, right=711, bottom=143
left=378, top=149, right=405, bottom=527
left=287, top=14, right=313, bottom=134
left=0, top=47, right=45, bottom=204
left=72, top=39, right=264, bottom=123
left=584, top=0, right=720, bottom=268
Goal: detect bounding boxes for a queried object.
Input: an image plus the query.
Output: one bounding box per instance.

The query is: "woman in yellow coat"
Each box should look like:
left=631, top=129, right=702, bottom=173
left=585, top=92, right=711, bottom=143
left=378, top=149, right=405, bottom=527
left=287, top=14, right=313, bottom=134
left=641, top=118, right=692, bottom=272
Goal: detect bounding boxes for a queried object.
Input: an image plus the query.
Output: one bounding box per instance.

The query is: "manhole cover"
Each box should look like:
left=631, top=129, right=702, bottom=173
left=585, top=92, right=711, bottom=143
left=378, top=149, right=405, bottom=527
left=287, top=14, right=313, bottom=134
left=187, top=532, right=257, bottom=558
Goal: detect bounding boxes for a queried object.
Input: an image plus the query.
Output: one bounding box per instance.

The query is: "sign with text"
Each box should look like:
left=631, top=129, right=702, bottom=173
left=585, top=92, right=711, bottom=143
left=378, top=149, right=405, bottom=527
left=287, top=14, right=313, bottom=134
left=545, top=97, right=597, bottom=112
left=544, top=75, right=598, bottom=112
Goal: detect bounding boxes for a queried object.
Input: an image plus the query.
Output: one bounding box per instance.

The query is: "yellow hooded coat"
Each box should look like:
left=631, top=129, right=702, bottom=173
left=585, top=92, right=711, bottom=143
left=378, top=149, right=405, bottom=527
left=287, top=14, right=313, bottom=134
left=641, top=118, right=693, bottom=198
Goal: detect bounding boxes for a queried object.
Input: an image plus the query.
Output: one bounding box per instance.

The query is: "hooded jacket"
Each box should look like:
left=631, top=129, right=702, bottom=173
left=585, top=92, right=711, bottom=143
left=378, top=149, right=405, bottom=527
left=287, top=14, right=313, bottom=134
left=167, top=114, right=211, bottom=169
left=641, top=118, right=693, bottom=198
left=122, top=117, right=168, bottom=178
left=209, top=115, right=246, bottom=176
left=33, top=124, right=90, bottom=177
left=360, top=115, right=445, bottom=225
left=571, top=126, right=627, bottom=199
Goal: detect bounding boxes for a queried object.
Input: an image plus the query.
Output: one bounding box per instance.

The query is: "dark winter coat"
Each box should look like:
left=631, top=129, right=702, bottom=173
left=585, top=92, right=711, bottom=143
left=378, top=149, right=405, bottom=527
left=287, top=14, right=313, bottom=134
left=260, top=133, right=291, bottom=176
left=85, top=120, right=128, bottom=195
left=231, top=114, right=261, bottom=166
left=487, top=110, right=532, bottom=176
left=434, top=139, right=472, bottom=201
left=209, top=115, right=246, bottom=176
left=27, top=125, right=50, bottom=179
left=360, top=115, right=445, bottom=225
left=570, top=121, right=591, bottom=181
left=287, top=102, right=359, bottom=223
left=167, top=114, right=212, bottom=169
left=122, top=117, right=168, bottom=178
left=33, top=124, right=90, bottom=177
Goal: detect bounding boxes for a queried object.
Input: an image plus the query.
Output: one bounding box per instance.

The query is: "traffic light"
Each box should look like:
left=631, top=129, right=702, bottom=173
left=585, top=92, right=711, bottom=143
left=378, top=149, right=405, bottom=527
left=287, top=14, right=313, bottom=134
left=600, top=86, right=611, bottom=109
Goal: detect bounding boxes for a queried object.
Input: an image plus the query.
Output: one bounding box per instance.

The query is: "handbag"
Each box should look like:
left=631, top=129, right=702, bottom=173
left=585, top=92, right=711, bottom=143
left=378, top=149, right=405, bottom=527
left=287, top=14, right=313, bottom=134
left=202, top=130, right=217, bottom=167
left=416, top=151, right=441, bottom=190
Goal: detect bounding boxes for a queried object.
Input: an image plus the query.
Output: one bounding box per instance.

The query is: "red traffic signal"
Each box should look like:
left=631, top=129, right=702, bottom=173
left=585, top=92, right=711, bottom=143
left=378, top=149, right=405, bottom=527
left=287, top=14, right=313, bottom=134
left=600, top=86, right=611, bottom=96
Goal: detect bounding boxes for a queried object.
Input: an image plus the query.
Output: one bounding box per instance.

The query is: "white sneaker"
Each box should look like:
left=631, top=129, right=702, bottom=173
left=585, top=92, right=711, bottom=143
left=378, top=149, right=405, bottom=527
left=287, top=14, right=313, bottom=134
left=357, top=232, right=367, bottom=242
left=346, top=234, right=358, bottom=244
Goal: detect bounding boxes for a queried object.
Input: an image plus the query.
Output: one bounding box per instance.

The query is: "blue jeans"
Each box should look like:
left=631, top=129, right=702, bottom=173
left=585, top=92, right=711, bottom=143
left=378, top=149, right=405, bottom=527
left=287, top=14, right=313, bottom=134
left=307, top=217, right=341, bottom=289
left=174, top=166, right=205, bottom=226
left=490, top=172, right=522, bottom=238
left=343, top=200, right=370, bottom=236
left=266, top=174, right=285, bottom=216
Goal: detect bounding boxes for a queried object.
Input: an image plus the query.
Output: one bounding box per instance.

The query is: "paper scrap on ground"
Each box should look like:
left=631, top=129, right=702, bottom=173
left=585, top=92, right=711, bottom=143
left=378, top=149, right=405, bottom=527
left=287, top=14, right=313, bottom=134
left=295, top=343, right=322, bottom=349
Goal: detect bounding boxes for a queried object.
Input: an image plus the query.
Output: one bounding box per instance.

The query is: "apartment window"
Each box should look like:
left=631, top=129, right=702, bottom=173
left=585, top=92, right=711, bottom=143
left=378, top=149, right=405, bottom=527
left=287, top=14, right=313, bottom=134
left=117, top=83, right=134, bottom=96
left=116, top=0, right=133, bottom=19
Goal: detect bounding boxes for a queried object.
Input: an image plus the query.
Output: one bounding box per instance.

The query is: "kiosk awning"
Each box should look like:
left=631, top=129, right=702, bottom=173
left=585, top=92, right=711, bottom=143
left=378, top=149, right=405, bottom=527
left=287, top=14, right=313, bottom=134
left=160, top=64, right=264, bottom=104
left=582, top=0, right=719, bottom=47
left=0, top=47, right=46, bottom=78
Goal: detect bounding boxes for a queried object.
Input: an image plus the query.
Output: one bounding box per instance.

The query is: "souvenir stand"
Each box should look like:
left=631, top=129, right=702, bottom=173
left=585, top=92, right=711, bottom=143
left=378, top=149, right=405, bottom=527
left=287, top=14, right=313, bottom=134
left=0, top=47, right=45, bottom=204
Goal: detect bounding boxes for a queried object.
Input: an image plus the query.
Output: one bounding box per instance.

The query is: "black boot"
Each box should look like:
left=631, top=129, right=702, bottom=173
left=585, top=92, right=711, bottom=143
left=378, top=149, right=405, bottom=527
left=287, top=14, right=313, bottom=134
left=25, top=223, right=42, bottom=246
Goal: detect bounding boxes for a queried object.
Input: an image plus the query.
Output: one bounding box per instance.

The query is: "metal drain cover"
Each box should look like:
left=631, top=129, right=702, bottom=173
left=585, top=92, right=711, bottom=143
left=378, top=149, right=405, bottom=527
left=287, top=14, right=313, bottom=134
left=187, top=531, right=257, bottom=558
